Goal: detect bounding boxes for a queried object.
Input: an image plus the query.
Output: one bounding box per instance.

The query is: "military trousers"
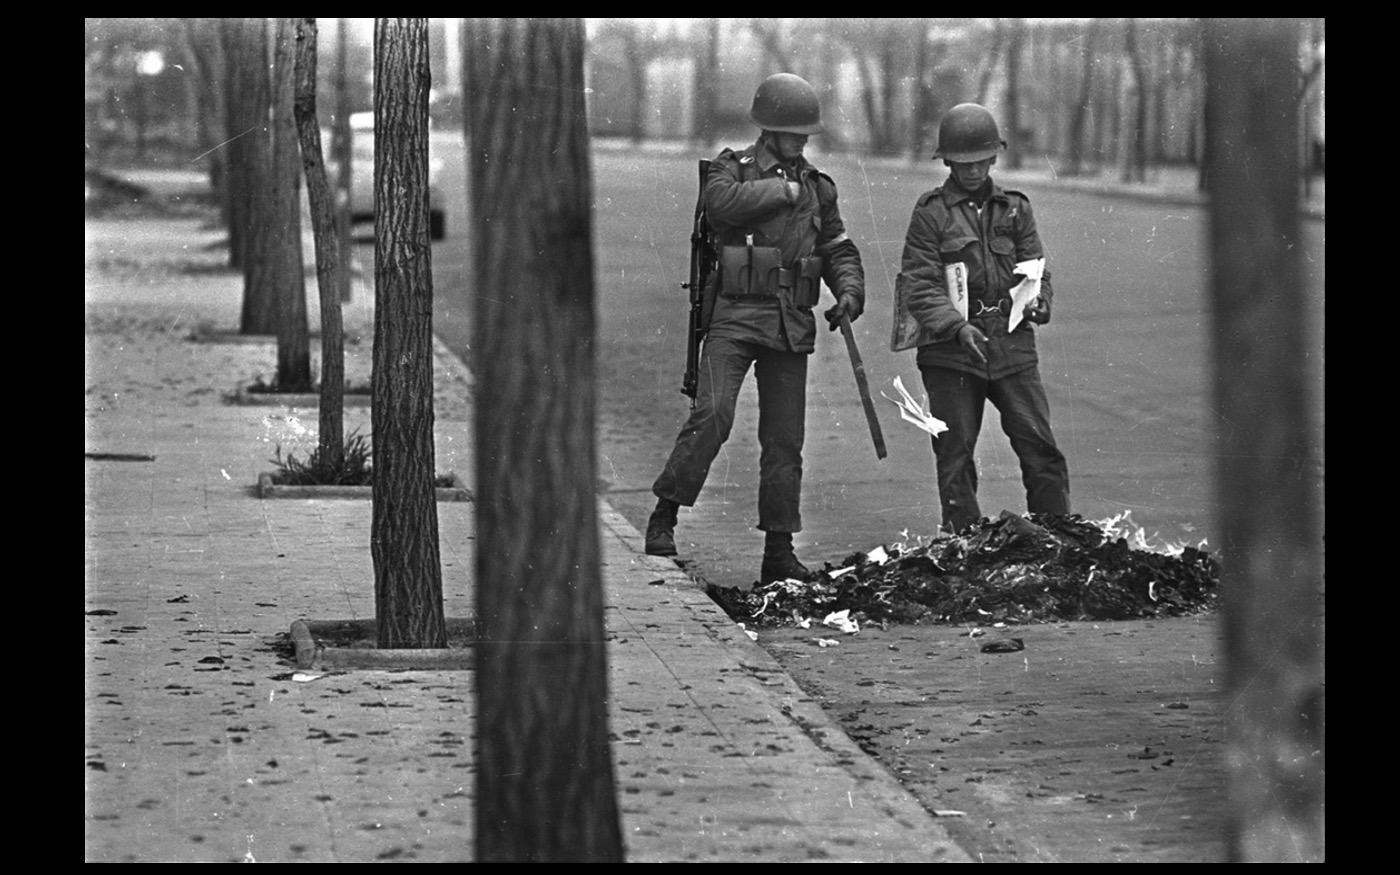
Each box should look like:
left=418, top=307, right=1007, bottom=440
left=919, top=364, right=1070, bottom=534
left=652, top=336, right=807, bottom=533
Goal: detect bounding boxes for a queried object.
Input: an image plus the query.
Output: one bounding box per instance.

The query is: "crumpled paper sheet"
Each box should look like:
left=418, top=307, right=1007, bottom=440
left=822, top=609, right=860, bottom=634
left=882, top=375, right=948, bottom=437
left=1006, top=257, right=1046, bottom=332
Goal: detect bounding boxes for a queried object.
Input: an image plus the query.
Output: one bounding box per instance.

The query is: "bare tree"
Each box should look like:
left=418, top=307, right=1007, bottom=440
left=293, top=18, right=346, bottom=473
left=1150, top=22, right=1171, bottom=166
left=332, top=18, right=354, bottom=303
left=842, top=18, right=913, bottom=156
left=974, top=18, right=1004, bottom=104
left=1121, top=18, right=1150, bottom=183
left=1104, top=49, right=1124, bottom=170
left=1204, top=16, right=1324, bottom=863
left=1298, top=18, right=1325, bottom=197
left=749, top=18, right=796, bottom=73
left=178, top=19, right=226, bottom=217
left=271, top=18, right=312, bottom=390
left=465, top=16, right=623, bottom=863
left=1002, top=18, right=1025, bottom=169
left=223, top=18, right=270, bottom=305
left=371, top=18, right=447, bottom=650
left=692, top=18, right=720, bottom=147
left=909, top=21, right=937, bottom=160
left=591, top=19, right=657, bottom=144
left=1065, top=18, right=1100, bottom=176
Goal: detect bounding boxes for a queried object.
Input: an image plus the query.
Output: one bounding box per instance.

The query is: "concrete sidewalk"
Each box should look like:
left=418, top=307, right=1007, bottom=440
left=84, top=216, right=970, bottom=862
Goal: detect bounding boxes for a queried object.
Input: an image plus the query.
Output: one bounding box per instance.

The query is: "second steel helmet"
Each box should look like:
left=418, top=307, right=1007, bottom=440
left=750, top=73, right=824, bottom=135
left=933, top=103, right=1005, bottom=162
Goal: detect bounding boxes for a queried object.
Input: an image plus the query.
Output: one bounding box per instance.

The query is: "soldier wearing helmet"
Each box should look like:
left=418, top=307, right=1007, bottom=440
left=896, top=102, right=1070, bottom=534
left=646, top=73, right=866, bottom=584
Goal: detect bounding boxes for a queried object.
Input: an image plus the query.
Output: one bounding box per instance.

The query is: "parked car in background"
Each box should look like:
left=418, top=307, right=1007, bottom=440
left=328, top=111, right=446, bottom=240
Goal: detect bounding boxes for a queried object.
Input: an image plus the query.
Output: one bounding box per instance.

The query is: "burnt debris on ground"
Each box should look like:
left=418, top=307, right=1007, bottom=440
left=708, top=511, right=1220, bottom=628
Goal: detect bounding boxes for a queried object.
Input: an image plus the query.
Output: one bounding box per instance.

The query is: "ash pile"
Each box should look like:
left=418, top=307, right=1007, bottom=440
left=708, top=511, right=1220, bottom=628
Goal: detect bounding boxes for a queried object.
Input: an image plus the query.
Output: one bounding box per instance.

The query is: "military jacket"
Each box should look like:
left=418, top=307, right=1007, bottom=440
left=899, top=178, right=1054, bottom=379
left=703, top=139, right=865, bottom=354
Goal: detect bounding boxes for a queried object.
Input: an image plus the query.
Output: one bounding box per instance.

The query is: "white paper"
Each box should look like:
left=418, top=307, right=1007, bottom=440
left=881, top=375, right=948, bottom=438
left=1006, top=257, right=1046, bottom=332
left=822, top=609, right=860, bottom=634
left=865, top=545, right=890, bottom=565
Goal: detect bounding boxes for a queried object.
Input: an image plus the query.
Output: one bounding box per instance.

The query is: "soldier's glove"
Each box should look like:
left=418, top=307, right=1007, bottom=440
left=1022, top=294, right=1051, bottom=325
left=956, top=323, right=989, bottom=366
left=824, top=293, right=863, bottom=331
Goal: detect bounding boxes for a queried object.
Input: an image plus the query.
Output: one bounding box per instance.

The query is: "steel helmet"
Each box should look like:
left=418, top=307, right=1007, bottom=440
left=750, top=73, right=824, bottom=135
left=933, top=103, right=1005, bottom=162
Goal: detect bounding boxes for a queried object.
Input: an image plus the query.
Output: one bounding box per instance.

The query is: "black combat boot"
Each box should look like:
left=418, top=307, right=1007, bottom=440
left=760, top=531, right=811, bottom=584
left=645, top=498, right=680, bottom=557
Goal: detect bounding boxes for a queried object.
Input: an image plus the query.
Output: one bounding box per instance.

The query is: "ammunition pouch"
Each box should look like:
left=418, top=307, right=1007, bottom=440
left=720, top=244, right=783, bottom=299
left=793, top=256, right=823, bottom=308
left=719, top=245, right=823, bottom=309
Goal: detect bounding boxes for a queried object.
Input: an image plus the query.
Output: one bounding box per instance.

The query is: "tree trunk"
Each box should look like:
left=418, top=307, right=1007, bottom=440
left=1194, top=20, right=1209, bottom=191
left=272, top=18, right=312, bottom=390
left=1122, top=19, right=1149, bottom=183
left=1065, top=19, right=1098, bottom=176
left=974, top=19, right=1003, bottom=105
left=1204, top=17, right=1324, bottom=863
left=1003, top=18, right=1024, bottom=170
left=817, top=25, right=845, bottom=152
left=293, top=18, right=346, bottom=473
left=333, top=18, right=354, bottom=303
left=751, top=18, right=795, bottom=73
left=1107, top=58, right=1124, bottom=171
left=909, top=23, right=934, bottom=162
left=465, top=16, right=624, bottom=863
left=1150, top=24, right=1170, bottom=165
left=854, top=53, right=884, bottom=154
left=232, top=19, right=279, bottom=333
left=624, top=30, right=647, bottom=144
left=878, top=37, right=898, bottom=155
left=371, top=18, right=446, bottom=651
left=221, top=19, right=258, bottom=275
left=693, top=18, right=720, bottom=148
left=180, top=19, right=226, bottom=214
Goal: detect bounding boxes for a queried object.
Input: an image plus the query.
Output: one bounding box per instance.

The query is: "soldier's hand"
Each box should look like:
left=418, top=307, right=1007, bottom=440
left=786, top=179, right=802, bottom=201
left=1023, top=294, right=1051, bottom=325
left=824, top=293, right=862, bottom=331
left=957, top=323, right=989, bottom=365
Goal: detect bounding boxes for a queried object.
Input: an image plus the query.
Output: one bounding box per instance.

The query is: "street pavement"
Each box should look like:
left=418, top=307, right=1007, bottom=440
left=84, top=212, right=971, bottom=862
left=86, top=162, right=1321, bottom=863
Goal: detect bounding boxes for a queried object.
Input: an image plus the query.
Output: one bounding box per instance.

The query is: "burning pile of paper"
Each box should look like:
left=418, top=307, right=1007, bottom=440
left=708, top=511, right=1220, bottom=628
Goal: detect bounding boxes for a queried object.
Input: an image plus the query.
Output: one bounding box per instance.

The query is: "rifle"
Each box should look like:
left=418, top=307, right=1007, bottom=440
left=681, top=159, right=716, bottom=406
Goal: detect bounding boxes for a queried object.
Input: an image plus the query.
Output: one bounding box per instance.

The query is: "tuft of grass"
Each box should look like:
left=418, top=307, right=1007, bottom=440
left=270, top=429, right=373, bottom=486
left=269, top=430, right=456, bottom=488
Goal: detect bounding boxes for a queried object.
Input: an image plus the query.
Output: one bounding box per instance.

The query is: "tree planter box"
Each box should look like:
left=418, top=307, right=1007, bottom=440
left=290, top=617, right=476, bottom=671
left=229, top=385, right=372, bottom=407
left=188, top=328, right=366, bottom=346
left=257, top=470, right=472, bottom=501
